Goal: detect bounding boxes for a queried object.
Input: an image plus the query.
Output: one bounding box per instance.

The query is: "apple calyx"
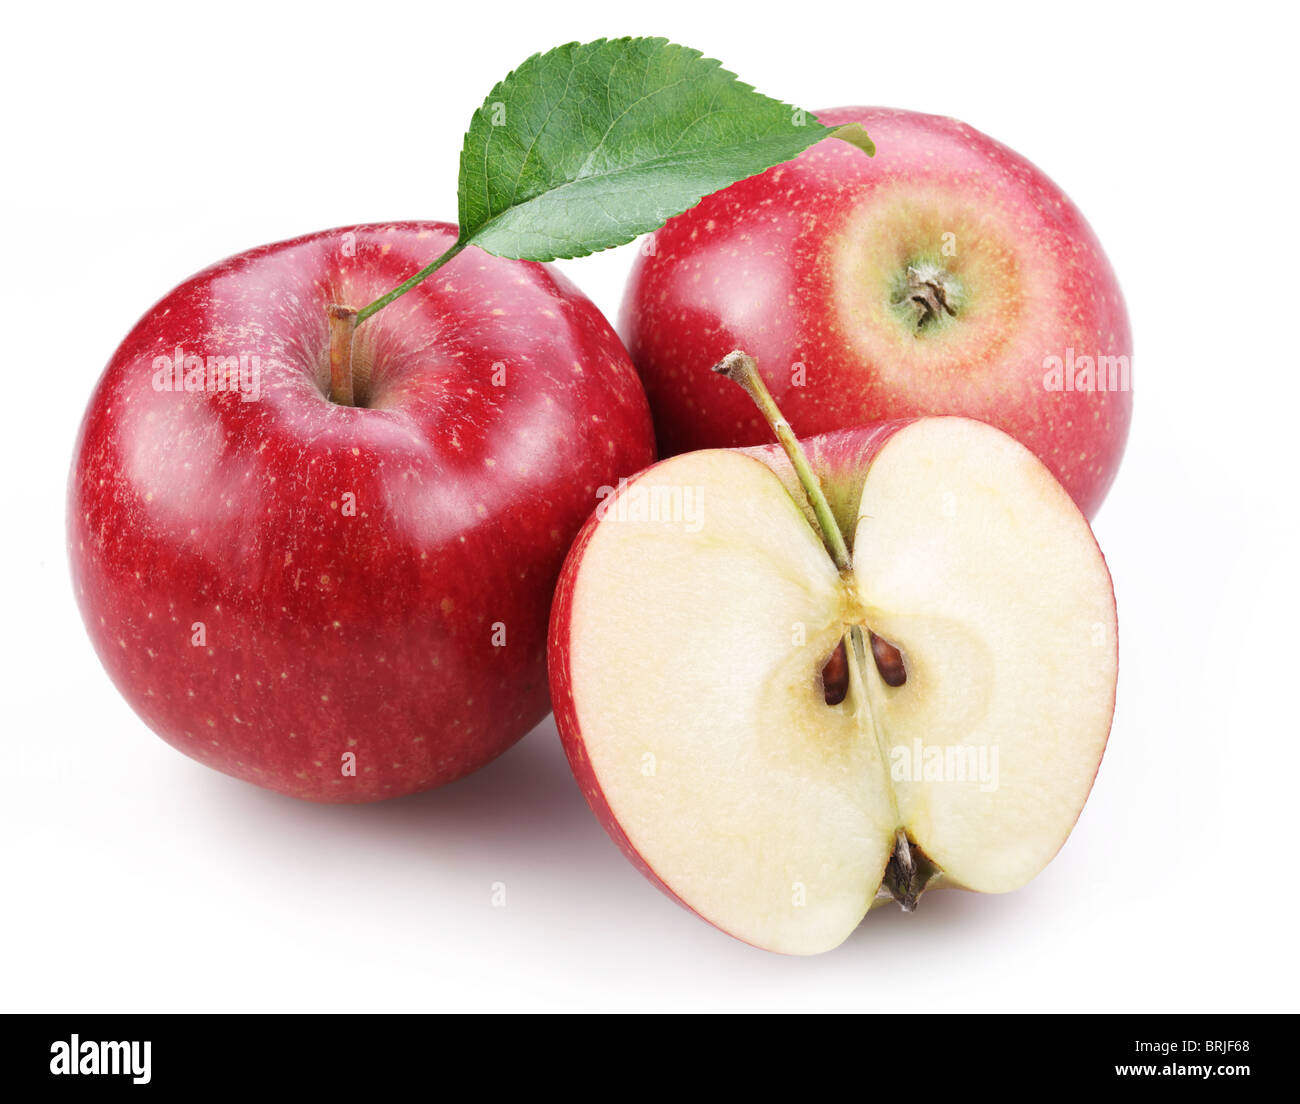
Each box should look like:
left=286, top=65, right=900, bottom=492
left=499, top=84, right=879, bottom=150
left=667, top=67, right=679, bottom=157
left=891, top=262, right=961, bottom=332
left=711, top=349, right=934, bottom=911
left=327, top=304, right=359, bottom=406
left=882, top=830, right=937, bottom=911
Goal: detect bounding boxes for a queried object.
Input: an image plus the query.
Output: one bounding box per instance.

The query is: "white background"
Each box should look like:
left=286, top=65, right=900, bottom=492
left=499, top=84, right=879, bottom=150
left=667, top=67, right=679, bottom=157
left=4, top=0, right=1297, bottom=1013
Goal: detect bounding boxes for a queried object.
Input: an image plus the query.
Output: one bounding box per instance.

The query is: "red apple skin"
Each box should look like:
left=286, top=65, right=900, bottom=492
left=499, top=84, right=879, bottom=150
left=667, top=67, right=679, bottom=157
left=620, top=107, right=1132, bottom=518
left=70, top=222, right=655, bottom=802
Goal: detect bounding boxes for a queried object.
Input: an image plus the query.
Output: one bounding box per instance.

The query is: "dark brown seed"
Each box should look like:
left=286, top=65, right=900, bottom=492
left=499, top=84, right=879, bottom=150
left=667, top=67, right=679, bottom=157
left=869, top=632, right=907, bottom=687
left=821, top=639, right=849, bottom=705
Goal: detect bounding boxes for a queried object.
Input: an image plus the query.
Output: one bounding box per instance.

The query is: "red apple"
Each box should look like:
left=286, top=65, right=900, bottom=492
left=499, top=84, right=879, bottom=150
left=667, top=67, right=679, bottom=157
left=69, top=221, right=655, bottom=802
left=621, top=107, right=1132, bottom=517
left=550, top=407, right=1117, bottom=954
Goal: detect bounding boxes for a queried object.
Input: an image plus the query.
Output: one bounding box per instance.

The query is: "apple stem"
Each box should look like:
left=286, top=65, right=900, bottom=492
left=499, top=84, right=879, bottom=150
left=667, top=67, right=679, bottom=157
left=354, top=240, right=467, bottom=326
left=327, top=305, right=359, bottom=406
left=711, top=351, right=851, bottom=572
left=714, top=351, right=935, bottom=907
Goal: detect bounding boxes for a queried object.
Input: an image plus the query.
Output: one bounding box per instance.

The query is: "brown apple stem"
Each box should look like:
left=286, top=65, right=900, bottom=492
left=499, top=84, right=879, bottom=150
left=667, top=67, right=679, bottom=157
left=328, top=305, right=359, bottom=407
left=711, top=350, right=851, bottom=572
left=716, top=350, right=931, bottom=907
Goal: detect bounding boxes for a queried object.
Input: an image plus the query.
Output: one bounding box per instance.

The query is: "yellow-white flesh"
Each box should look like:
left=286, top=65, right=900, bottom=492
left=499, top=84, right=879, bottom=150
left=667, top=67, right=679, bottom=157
left=852, top=420, right=1116, bottom=892
left=564, top=419, right=1116, bottom=955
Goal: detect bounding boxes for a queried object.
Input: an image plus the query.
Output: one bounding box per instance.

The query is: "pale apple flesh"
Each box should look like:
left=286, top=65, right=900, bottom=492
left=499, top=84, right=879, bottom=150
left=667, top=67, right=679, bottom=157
left=550, top=417, right=1117, bottom=955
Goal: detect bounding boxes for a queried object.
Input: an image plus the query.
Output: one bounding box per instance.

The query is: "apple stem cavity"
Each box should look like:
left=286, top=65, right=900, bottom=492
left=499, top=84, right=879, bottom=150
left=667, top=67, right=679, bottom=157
left=327, top=304, right=359, bottom=407
left=328, top=237, right=468, bottom=403
left=711, top=350, right=851, bottom=572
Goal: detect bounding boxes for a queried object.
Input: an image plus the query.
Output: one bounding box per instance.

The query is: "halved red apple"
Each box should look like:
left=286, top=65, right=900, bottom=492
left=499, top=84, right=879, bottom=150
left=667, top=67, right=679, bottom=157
left=549, top=378, right=1117, bottom=955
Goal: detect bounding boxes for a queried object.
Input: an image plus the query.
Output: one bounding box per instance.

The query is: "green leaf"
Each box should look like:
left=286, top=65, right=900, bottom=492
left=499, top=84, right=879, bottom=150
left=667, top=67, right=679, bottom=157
left=456, top=37, right=872, bottom=262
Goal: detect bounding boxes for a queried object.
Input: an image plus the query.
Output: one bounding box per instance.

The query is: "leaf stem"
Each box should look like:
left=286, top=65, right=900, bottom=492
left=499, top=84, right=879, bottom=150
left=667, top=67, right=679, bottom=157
left=354, top=240, right=467, bottom=326
left=711, top=350, right=850, bottom=571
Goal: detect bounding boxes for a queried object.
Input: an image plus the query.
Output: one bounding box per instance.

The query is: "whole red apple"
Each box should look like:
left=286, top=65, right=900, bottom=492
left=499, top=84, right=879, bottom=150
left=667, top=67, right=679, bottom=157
left=621, top=107, right=1132, bottom=517
left=69, top=221, right=655, bottom=802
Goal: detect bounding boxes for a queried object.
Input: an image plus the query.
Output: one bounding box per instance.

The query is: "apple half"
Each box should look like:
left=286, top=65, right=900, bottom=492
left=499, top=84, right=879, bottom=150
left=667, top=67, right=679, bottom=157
left=549, top=415, right=1117, bottom=954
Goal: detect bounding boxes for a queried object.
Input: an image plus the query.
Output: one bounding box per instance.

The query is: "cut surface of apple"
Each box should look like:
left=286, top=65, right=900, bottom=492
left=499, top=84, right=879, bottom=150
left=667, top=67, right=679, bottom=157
left=550, top=416, right=1117, bottom=955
